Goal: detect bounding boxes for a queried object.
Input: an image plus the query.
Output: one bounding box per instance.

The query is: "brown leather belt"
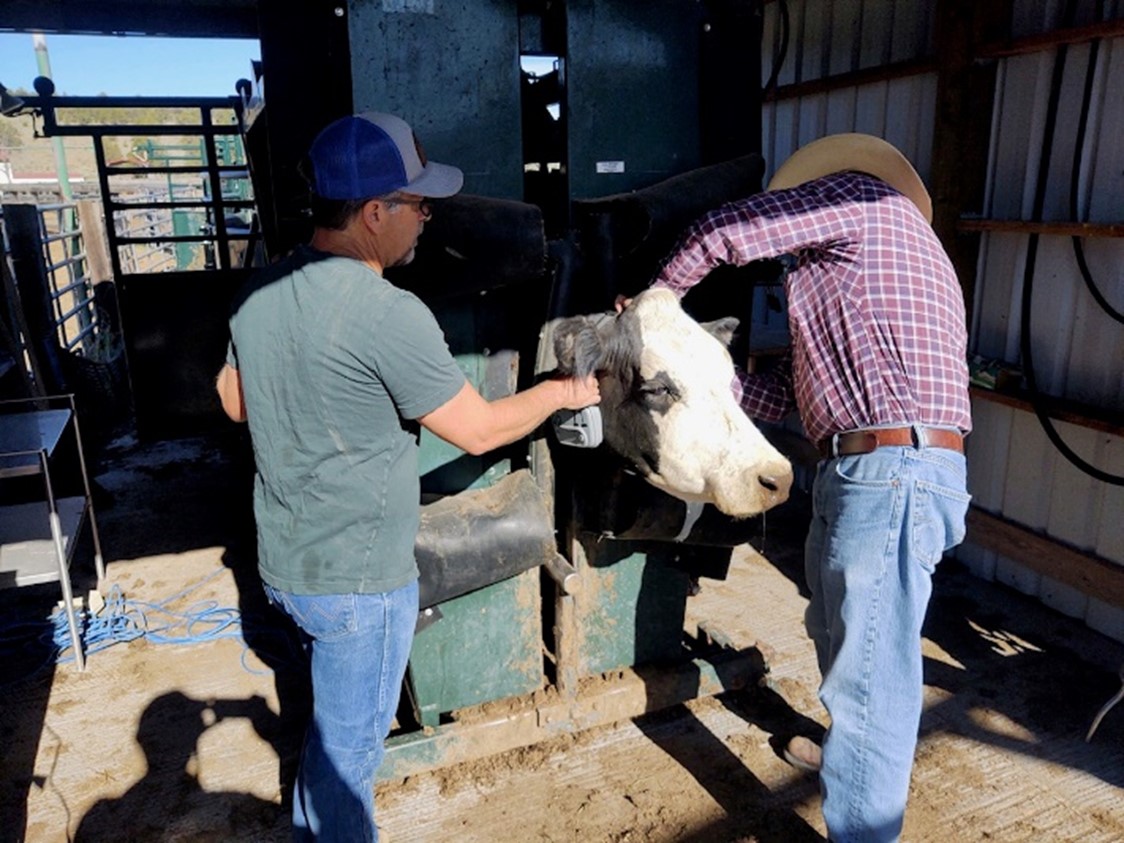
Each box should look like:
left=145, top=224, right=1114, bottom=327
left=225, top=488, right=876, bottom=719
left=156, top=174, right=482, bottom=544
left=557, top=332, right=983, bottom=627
left=817, top=426, right=964, bottom=460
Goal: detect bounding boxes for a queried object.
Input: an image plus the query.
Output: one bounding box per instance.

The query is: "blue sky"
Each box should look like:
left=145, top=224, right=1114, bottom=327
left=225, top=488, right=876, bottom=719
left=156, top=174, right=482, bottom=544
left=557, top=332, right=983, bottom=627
left=0, top=33, right=260, bottom=97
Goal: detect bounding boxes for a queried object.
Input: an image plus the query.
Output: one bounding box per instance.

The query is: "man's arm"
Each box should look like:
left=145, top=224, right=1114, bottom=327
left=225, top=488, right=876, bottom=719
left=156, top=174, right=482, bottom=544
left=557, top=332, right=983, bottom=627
left=418, top=375, right=599, bottom=456
left=215, top=363, right=247, bottom=423
left=733, top=350, right=796, bottom=422
left=652, top=190, right=861, bottom=298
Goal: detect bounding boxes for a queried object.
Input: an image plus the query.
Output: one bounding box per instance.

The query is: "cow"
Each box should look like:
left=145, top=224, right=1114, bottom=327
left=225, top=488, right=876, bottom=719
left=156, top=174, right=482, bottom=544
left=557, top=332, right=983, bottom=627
left=551, top=287, right=793, bottom=518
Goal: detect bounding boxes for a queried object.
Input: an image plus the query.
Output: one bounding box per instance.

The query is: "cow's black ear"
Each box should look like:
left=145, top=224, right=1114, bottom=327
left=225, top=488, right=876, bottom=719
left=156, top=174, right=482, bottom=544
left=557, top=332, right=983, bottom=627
left=699, top=316, right=740, bottom=348
left=553, top=317, right=604, bottom=377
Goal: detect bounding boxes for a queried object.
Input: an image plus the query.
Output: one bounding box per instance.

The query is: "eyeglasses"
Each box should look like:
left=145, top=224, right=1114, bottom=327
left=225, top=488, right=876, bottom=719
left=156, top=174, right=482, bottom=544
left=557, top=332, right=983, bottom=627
left=384, top=196, right=433, bottom=222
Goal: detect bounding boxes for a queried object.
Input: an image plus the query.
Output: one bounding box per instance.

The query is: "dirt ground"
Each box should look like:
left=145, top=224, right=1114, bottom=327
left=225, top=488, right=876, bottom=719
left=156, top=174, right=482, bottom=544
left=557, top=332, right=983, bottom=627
left=2, top=430, right=1123, bottom=843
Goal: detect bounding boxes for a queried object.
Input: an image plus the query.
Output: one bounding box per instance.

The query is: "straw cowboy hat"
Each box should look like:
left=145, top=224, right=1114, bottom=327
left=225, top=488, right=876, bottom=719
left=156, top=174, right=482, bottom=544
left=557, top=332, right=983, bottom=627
left=766, top=133, right=933, bottom=223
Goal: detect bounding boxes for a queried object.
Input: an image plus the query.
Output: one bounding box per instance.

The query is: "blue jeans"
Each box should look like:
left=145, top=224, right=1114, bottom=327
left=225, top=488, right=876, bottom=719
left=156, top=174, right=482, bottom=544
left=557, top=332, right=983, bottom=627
left=264, top=579, right=419, bottom=843
left=804, top=445, right=969, bottom=843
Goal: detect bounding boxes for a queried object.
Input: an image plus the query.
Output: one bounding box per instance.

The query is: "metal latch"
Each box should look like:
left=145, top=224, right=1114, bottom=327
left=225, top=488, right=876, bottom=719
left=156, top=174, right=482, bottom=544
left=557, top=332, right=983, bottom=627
left=551, top=405, right=603, bottom=448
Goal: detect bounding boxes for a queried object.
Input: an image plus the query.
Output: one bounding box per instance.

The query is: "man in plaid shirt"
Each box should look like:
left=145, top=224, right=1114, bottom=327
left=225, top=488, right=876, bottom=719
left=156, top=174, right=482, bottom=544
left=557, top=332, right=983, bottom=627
left=649, top=135, right=972, bottom=843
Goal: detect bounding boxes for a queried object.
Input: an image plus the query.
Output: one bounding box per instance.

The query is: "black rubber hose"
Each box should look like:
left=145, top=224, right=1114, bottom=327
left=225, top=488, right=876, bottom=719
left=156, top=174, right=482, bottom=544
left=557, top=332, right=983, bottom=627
left=1019, top=9, right=1124, bottom=486
left=1068, top=34, right=1124, bottom=325
left=762, top=0, right=790, bottom=98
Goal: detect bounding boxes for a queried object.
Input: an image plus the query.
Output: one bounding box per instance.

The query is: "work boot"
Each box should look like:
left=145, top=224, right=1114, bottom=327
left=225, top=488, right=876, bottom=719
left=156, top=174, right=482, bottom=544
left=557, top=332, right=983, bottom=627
left=783, top=735, right=822, bottom=772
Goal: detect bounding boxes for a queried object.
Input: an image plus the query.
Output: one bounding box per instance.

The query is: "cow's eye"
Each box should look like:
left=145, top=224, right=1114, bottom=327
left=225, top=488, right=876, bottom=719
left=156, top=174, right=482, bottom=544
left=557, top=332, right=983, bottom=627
left=636, top=376, right=679, bottom=407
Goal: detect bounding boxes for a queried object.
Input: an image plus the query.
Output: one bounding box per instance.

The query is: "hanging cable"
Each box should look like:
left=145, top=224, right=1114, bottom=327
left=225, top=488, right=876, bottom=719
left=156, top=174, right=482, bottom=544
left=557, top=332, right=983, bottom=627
left=1019, top=3, right=1124, bottom=486
left=1068, top=22, right=1124, bottom=324
left=762, top=0, right=790, bottom=98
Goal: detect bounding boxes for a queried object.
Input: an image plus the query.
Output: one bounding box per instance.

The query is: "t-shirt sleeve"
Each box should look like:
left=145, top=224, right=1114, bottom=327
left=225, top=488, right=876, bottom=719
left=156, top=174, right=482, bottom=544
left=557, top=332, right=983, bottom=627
left=372, top=291, right=467, bottom=419
left=225, top=339, right=238, bottom=369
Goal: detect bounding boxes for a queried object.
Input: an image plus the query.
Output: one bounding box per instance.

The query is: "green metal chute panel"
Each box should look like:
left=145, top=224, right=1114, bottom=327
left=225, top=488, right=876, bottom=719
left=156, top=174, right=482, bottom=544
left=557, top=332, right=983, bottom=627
left=416, top=301, right=512, bottom=494
left=408, top=568, right=543, bottom=727
left=575, top=539, right=692, bottom=677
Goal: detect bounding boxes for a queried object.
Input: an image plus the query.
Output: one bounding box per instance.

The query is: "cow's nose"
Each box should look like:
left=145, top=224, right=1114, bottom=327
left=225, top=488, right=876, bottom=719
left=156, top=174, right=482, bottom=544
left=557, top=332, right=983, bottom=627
left=757, top=469, right=793, bottom=501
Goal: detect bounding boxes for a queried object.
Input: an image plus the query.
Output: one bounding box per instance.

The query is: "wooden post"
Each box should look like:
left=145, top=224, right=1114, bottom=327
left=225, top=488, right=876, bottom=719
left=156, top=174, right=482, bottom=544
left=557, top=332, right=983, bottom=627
left=77, top=199, right=112, bottom=286
left=930, top=0, right=1012, bottom=322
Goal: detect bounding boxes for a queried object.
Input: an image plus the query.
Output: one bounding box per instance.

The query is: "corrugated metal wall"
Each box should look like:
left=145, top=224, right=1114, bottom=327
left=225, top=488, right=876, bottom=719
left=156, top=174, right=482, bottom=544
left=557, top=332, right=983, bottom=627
left=760, top=0, right=936, bottom=183
left=759, top=0, right=1124, bottom=643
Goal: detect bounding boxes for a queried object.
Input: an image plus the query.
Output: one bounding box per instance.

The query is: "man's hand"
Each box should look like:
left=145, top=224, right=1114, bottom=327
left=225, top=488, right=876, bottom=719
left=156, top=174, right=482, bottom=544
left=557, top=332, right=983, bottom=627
left=556, top=374, right=600, bottom=410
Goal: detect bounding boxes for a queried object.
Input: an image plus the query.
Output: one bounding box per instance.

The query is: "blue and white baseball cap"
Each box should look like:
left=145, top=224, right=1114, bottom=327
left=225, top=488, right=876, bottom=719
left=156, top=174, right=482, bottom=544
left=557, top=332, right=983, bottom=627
left=308, top=111, right=464, bottom=200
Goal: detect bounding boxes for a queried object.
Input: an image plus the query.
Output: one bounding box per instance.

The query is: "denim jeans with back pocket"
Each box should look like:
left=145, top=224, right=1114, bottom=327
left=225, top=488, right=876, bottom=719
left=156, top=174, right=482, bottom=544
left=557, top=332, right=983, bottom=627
left=264, top=579, right=419, bottom=843
left=804, top=446, right=970, bottom=843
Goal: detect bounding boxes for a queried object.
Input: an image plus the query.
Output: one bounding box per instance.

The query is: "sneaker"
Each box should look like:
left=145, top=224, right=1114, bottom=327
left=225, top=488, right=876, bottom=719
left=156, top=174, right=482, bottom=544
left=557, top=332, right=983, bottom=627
left=783, top=735, right=822, bottom=772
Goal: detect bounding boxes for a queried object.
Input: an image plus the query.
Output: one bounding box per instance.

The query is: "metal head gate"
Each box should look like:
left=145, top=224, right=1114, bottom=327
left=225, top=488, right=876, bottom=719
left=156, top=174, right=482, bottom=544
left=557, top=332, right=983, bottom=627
left=15, top=81, right=258, bottom=437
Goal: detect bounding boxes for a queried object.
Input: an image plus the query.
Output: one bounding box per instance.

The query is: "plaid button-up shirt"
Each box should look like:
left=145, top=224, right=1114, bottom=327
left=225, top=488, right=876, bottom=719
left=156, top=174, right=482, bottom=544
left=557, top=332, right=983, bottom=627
left=652, top=172, right=972, bottom=445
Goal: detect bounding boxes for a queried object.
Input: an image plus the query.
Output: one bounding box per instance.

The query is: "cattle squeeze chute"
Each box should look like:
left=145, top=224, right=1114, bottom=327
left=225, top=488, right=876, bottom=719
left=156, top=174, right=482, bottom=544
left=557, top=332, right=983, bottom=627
left=380, top=155, right=797, bottom=779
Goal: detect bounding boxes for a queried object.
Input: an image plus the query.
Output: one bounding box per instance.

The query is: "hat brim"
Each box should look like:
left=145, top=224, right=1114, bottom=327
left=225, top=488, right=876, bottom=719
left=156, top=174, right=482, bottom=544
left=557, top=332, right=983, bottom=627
left=766, top=133, right=932, bottom=223
left=404, top=161, right=464, bottom=199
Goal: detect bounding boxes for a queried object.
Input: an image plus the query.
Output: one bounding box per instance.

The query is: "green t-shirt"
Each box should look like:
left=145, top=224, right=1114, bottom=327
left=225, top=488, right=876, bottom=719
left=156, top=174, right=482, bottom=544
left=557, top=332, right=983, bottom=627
left=227, top=245, right=466, bottom=594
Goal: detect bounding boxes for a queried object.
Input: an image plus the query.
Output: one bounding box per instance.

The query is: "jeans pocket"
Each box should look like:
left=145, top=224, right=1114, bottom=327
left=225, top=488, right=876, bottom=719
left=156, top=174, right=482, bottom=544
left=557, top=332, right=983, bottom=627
left=832, top=453, right=898, bottom=487
left=267, top=588, right=358, bottom=641
left=911, top=479, right=972, bottom=572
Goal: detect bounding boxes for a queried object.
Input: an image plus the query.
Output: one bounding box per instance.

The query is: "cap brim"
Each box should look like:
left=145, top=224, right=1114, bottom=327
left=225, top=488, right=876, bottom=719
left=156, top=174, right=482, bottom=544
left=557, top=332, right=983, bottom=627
left=405, top=161, right=464, bottom=199
left=767, top=133, right=932, bottom=223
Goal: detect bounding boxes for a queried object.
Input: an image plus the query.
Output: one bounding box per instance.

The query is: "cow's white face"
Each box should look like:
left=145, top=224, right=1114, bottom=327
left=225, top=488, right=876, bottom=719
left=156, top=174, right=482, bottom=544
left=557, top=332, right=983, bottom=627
left=553, top=288, right=793, bottom=518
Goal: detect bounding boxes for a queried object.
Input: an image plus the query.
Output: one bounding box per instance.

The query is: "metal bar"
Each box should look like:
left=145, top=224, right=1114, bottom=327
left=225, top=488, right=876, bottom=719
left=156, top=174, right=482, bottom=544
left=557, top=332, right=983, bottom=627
left=50, top=276, right=92, bottom=297
left=64, top=392, right=106, bottom=588
left=114, top=234, right=252, bottom=245
left=108, top=199, right=255, bottom=211
left=105, top=165, right=248, bottom=176
left=200, top=110, right=232, bottom=271
left=25, top=95, right=237, bottom=109
left=63, top=323, right=96, bottom=350
left=55, top=299, right=92, bottom=325
left=42, top=124, right=241, bottom=139
left=92, top=135, right=123, bottom=282
left=40, top=232, right=84, bottom=246
left=45, top=256, right=89, bottom=273
left=543, top=553, right=581, bottom=595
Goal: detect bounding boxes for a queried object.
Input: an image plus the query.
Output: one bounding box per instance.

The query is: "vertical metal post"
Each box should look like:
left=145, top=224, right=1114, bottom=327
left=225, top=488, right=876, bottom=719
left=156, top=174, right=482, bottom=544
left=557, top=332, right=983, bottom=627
left=201, top=108, right=232, bottom=271
left=32, top=33, right=74, bottom=204
left=40, top=447, right=86, bottom=671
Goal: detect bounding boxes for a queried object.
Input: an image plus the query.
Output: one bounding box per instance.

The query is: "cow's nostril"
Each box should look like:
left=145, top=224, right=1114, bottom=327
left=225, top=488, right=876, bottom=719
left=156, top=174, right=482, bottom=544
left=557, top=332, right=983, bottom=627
left=759, top=475, right=780, bottom=492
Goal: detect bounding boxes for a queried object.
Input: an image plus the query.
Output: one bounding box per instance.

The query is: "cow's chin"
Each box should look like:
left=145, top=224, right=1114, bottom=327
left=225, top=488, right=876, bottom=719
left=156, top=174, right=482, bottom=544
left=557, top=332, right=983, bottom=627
left=646, top=467, right=792, bottom=520
left=708, top=481, right=791, bottom=519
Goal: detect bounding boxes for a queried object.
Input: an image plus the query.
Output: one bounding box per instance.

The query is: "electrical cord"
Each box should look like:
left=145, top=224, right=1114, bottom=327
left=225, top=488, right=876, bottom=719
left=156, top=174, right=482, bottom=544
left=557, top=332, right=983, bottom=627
left=0, top=571, right=304, bottom=687
left=1018, top=1, right=1124, bottom=486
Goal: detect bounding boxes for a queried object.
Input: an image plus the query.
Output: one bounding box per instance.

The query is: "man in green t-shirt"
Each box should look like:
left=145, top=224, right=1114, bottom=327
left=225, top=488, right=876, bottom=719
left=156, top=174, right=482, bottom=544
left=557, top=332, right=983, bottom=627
left=215, top=112, right=599, bottom=843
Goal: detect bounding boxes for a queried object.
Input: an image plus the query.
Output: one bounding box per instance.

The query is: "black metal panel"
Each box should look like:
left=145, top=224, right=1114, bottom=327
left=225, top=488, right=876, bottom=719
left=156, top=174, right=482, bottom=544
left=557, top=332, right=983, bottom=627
left=117, top=269, right=250, bottom=439
left=253, top=1, right=353, bottom=257
left=346, top=0, right=524, bottom=200
left=0, top=0, right=259, bottom=38
left=698, top=0, right=764, bottom=165
left=565, top=0, right=706, bottom=200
